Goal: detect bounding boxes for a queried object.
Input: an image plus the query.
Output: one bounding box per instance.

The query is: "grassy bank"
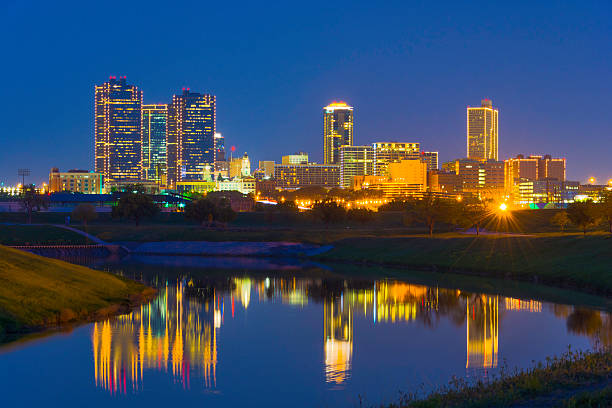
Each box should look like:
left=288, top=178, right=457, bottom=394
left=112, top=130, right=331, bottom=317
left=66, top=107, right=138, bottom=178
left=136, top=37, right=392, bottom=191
left=389, top=348, right=612, bottom=408
left=316, top=233, right=612, bottom=298
left=0, top=245, right=155, bottom=343
left=0, top=225, right=89, bottom=245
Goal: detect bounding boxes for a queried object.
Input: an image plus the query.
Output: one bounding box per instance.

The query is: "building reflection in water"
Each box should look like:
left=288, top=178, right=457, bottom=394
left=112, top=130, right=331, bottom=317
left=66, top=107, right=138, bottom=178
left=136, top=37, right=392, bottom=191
left=92, top=280, right=220, bottom=393
left=92, top=272, right=609, bottom=393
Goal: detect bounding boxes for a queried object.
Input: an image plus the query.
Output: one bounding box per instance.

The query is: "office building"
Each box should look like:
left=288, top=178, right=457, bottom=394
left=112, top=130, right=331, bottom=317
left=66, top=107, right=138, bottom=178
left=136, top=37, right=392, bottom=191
left=467, top=99, right=499, bottom=161
left=428, top=170, right=462, bottom=194
left=282, top=152, right=309, bottom=165
left=167, top=89, right=216, bottom=187
left=274, top=164, right=340, bottom=189
left=94, top=76, right=143, bottom=181
left=353, top=158, right=427, bottom=198
left=339, top=146, right=374, bottom=188
left=514, top=180, right=579, bottom=206
left=214, top=132, right=225, bottom=162
left=505, top=154, right=567, bottom=200
left=323, top=102, right=353, bottom=164
left=421, top=151, right=439, bottom=171
left=372, top=142, right=420, bottom=176
left=258, top=161, right=275, bottom=178
left=442, top=158, right=504, bottom=197
left=142, top=104, right=168, bottom=183
left=49, top=168, right=104, bottom=194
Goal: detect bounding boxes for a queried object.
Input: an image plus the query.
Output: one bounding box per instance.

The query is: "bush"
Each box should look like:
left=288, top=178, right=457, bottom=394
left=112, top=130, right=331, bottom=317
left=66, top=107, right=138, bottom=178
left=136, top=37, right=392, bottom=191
left=111, top=193, right=159, bottom=226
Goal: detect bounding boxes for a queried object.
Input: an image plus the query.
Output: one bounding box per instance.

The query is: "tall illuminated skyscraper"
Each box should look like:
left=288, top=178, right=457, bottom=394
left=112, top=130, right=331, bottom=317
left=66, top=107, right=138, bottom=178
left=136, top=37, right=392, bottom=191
left=94, top=76, right=143, bottom=181
left=324, top=102, right=353, bottom=165
left=167, top=89, right=216, bottom=187
left=142, top=104, right=168, bottom=183
left=467, top=99, right=498, bottom=161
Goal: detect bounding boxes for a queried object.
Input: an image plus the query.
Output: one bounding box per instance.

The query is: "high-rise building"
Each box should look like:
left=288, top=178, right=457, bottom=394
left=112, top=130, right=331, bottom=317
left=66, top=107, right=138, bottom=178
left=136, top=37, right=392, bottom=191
left=421, top=151, right=439, bottom=171
left=94, top=76, right=143, bottom=181
left=214, top=132, right=225, bottom=162
left=142, top=104, right=168, bottom=183
left=467, top=99, right=498, bottom=161
left=372, top=142, right=420, bottom=176
left=339, top=146, right=374, bottom=188
left=282, top=152, right=309, bottom=165
left=323, top=102, right=353, bottom=164
left=167, top=89, right=216, bottom=187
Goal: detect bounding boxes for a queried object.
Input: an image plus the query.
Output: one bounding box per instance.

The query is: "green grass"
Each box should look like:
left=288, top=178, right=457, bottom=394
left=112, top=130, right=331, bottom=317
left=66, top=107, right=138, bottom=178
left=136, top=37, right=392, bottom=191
left=316, top=233, right=612, bottom=298
left=0, top=245, right=155, bottom=342
left=0, top=225, right=89, bottom=245
left=387, top=348, right=612, bottom=408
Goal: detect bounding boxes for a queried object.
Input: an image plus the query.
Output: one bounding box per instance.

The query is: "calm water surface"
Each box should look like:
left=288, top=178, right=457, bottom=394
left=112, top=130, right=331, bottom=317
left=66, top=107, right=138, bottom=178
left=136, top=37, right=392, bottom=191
left=1, top=255, right=610, bottom=407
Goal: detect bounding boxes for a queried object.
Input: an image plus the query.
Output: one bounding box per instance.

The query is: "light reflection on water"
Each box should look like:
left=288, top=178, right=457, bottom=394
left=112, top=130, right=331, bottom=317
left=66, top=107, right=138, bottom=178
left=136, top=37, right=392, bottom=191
left=88, top=259, right=611, bottom=396
left=1, top=255, right=610, bottom=407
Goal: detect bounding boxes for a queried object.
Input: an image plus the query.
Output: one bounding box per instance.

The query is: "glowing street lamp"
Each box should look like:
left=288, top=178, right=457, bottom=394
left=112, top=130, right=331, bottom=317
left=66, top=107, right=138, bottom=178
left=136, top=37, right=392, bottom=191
left=589, top=177, right=596, bottom=185
left=499, top=203, right=507, bottom=211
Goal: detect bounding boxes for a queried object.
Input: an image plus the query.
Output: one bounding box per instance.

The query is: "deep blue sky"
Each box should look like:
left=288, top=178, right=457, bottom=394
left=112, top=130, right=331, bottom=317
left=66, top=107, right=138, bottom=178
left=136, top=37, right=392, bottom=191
left=1, top=1, right=611, bottom=185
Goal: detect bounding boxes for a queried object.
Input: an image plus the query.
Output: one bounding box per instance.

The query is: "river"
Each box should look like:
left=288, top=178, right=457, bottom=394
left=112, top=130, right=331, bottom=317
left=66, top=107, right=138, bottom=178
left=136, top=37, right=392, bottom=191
left=0, top=254, right=610, bottom=407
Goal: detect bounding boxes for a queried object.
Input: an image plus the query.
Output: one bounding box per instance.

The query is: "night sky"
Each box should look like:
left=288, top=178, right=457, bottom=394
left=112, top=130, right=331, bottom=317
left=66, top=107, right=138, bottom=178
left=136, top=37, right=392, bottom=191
left=1, top=1, right=611, bottom=185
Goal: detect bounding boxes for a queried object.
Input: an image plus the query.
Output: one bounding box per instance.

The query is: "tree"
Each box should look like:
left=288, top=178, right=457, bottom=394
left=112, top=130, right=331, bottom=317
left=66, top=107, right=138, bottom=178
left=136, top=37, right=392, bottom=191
left=71, top=203, right=98, bottom=226
left=311, top=201, right=346, bottom=225
left=111, top=193, right=159, bottom=226
left=566, top=200, right=598, bottom=236
left=598, top=191, right=612, bottom=233
left=460, top=197, right=491, bottom=236
left=347, top=208, right=375, bottom=224
left=403, top=193, right=460, bottom=237
left=184, top=198, right=236, bottom=227
left=20, top=184, right=48, bottom=224
left=184, top=198, right=217, bottom=226
left=550, top=211, right=570, bottom=233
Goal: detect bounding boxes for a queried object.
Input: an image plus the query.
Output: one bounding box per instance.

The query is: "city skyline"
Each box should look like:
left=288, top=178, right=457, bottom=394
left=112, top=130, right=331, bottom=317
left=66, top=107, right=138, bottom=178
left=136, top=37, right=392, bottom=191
left=2, top=2, right=612, bottom=185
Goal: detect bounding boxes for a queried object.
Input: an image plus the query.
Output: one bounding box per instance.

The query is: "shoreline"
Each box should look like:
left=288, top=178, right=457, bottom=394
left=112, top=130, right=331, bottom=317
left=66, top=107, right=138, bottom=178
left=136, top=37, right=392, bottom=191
left=0, top=245, right=156, bottom=345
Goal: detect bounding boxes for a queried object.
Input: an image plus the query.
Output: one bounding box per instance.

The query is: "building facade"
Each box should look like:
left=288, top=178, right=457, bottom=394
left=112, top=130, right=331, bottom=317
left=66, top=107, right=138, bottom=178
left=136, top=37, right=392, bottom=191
left=514, top=180, right=579, bottom=206
left=258, top=161, right=275, bottom=178
left=353, top=158, right=427, bottom=198
left=274, top=164, right=340, bottom=189
left=372, top=142, right=420, bottom=176
left=142, top=104, right=168, bottom=183
left=167, top=89, right=216, bottom=187
left=49, top=168, right=104, bottom=194
left=467, top=99, right=498, bottom=161
left=323, top=102, right=353, bottom=165
left=214, top=132, right=225, bottom=162
left=421, top=151, right=439, bottom=171
left=94, top=76, right=143, bottom=182
left=442, top=158, right=504, bottom=197
left=339, top=146, right=374, bottom=188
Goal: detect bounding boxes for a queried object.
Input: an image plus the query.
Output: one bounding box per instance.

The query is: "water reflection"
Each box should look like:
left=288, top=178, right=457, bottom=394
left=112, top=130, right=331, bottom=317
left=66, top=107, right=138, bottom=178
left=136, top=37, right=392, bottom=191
left=89, top=271, right=610, bottom=394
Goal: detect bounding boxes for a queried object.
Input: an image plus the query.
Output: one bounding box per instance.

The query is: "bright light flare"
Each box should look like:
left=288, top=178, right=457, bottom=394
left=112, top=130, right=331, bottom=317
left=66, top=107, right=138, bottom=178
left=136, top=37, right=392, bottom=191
left=499, top=203, right=507, bottom=212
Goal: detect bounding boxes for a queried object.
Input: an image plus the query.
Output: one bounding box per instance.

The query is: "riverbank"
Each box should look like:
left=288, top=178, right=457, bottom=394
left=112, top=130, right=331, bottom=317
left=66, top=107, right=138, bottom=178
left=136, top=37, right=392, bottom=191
left=389, top=348, right=612, bottom=408
left=315, top=234, right=612, bottom=299
left=0, top=245, right=155, bottom=343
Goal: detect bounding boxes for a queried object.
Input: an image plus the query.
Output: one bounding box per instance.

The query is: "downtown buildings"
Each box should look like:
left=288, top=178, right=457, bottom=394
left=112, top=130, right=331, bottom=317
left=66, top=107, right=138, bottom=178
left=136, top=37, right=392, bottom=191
left=323, top=102, right=354, bottom=165
left=93, top=78, right=218, bottom=191
left=467, top=99, right=498, bottom=161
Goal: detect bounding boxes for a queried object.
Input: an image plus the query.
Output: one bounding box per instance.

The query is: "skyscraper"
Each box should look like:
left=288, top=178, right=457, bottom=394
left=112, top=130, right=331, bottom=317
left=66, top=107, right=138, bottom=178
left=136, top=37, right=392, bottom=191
left=167, top=89, right=216, bottom=187
left=94, top=76, right=143, bottom=181
left=214, top=132, right=225, bottom=161
left=421, top=151, right=439, bottom=172
left=324, top=102, right=353, bottom=165
left=339, top=145, right=374, bottom=188
left=467, top=99, right=498, bottom=161
left=142, top=104, right=168, bottom=183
